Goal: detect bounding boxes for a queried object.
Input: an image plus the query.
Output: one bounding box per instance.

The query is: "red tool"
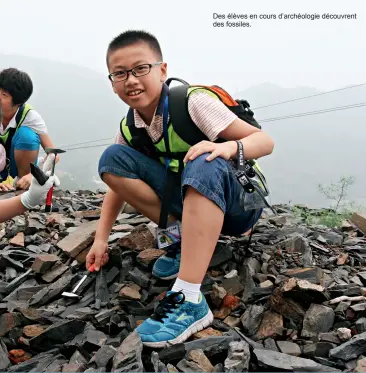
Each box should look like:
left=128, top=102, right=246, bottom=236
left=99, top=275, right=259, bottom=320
left=44, top=147, right=66, bottom=212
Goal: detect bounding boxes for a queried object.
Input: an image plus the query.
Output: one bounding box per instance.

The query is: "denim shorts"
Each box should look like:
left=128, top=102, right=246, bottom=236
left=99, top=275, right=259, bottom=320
left=98, top=144, right=262, bottom=236
left=0, top=126, right=40, bottom=180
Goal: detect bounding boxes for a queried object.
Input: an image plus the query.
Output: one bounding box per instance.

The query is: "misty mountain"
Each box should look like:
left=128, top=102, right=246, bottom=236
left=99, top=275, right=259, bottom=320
left=1, top=55, right=365, bottom=209
left=236, top=82, right=366, bottom=209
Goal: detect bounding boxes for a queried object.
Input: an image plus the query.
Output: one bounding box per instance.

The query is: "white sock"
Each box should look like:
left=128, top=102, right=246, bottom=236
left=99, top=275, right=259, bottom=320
left=171, top=278, right=201, bottom=303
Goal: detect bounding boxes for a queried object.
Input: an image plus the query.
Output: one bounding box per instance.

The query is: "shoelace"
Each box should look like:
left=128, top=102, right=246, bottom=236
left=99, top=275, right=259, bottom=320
left=151, top=291, right=185, bottom=323
left=165, top=243, right=181, bottom=259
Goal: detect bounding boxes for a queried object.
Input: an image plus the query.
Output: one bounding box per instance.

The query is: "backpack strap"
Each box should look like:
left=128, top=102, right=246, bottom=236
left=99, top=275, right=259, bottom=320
left=168, top=85, right=209, bottom=145
left=168, top=84, right=231, bottom=146
left=15, top=104, right=26, bottom=127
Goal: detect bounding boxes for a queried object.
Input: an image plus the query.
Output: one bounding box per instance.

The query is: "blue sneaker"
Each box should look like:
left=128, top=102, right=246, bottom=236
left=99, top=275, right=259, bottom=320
left=152, top=243, right=181, bottom=280
left=136, top=291, right=214, bottom=348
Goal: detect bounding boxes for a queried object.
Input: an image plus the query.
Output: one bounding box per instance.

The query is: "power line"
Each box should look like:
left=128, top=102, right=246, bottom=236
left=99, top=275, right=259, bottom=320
left=259, top=102, right=366, bottom=122
left=38, top=137, right=114, bottom=154
left=39, top=83, right=365, bottom=151
left=252, top=83, right=366, bottom=110
left=61, top=143, right=112, bottom=151
left=53, top=101, right=366, bottom=153
left=60, top=137, right=114, bottom=149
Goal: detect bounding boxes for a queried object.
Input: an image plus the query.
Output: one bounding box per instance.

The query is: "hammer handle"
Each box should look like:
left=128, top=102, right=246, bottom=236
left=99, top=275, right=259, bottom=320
left=45, top=186, right=54, bottom=212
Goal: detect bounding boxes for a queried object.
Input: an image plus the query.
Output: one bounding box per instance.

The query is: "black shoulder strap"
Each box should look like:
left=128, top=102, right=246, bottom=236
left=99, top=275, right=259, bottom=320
left=125, top=108, right=160, bottom=161
left=15, top=104, right=25, bottom=127
left=168, top=85, right=209, bottom=145
left=1, top=105, right=26, bottom=157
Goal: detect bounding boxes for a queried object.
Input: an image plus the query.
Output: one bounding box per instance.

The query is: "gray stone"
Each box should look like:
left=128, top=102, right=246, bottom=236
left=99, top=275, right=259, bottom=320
left=254, top=348, right=341, bottom=372
left=209, top=244, right=233, bottom=267
left=29, top=319, right=85, bottom=351
left=66, top=323, right=108, bottom=352
left=240, top=304, right=264, bottom=337
left=61, top=362, right=86, bottom=372
left=243, top=257, right=261, bottom=276
left=319, top=332, right=341, bottom=344
left=129, top=267, right=150, bottom=288
left=277, top=341, right=301, bottom=356
left=177, top=359, right=205, bottom=372
left=356, top=318, right=366, bottom=333
left=112, top=331, right=144, bottom=372
left=41, top=262, right=69, bottom=283
left=185, top=336, right=236, bottom=357
left=4, top=269, right=33, bottom=294
left=187, top=349, right=215, bottom=372
left=264, top=338, right=279, bottom=351
left=28, top=273, right=74, bottom=307
left=90, top=345, right=117, bottom=368
left=320, top=231, right=343, bottom=246
left=224, top=340, right=250, bottom=372
left=301, top=304, right=335, bottom=338
left=303, top=342, right=337, bottom=358
left=0, top=339, right=10, bottom=370
left=151, top=351, right=168, bottom=372
left=280, top=233, right=313, bottom=266
left=329, top=331, right=366, bottom=361
left=6, top=350, right=60, bottom=372
left=69, top=350, right=88, bottom=365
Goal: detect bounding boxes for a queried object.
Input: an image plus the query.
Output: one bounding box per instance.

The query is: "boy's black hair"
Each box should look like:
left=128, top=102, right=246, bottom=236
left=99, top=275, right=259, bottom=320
left=0, top=68, right=33, bottom=106
left=106, top=30, right=163, bottom=65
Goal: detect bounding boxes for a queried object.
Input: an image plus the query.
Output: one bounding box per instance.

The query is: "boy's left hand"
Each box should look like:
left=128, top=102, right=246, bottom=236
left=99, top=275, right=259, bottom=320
left=15, top=173, right=33, bottom=190
left=183, top=140, right=238, bottom=163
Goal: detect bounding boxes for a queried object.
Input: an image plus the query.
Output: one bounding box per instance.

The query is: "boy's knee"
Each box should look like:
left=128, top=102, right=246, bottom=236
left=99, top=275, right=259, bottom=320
left=99, top=144, right=121, bottom=165
left=98, top=144, right=122, bottom=176
left=13, top=127, right=40, bottom=151
left=98, top=144, right=141, bottom=180
left=182, top=153, right=231, bottom=212
left=183, top=153, right=228, bottom=182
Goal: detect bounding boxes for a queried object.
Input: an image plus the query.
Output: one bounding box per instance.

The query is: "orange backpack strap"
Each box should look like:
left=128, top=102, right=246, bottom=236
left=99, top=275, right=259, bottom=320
left=193, top=85, right=261, bottom=129
left=198, top=85, right=239, bottom=107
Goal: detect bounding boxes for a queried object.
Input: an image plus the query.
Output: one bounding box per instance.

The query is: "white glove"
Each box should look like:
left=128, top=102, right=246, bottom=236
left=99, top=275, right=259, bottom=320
left=20, top=154, right=61, bottom=209
left=13, top=154, right=58, bottom=188
left=38, top=154, right=55, bottom=174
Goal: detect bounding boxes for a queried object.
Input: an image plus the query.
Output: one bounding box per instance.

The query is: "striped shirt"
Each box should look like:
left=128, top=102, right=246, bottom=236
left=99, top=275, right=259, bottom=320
left=114, top=89, right=237, bottom=145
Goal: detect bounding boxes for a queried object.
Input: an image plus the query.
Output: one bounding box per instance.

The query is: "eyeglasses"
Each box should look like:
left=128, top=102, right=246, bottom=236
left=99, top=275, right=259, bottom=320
left=108, top=62, right=163, bottom=82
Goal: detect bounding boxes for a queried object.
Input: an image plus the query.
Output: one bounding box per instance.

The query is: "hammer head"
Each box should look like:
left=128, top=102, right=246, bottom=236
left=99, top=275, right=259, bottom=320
left=45, top=147, right=66, bottom=155
left=61, top=292, right=80, bottom=298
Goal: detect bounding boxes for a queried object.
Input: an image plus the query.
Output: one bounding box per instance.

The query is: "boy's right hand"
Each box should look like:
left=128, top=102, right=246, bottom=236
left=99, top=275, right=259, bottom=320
left=86, top=239, right=109, bottom=271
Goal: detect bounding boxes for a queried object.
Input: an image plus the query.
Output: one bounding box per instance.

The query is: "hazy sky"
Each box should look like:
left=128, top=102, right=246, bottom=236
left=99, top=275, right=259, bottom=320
left=0, top=0, right=364, bottom=93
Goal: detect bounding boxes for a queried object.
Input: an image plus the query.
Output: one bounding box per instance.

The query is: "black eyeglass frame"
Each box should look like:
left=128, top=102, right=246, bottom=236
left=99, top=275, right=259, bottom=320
left=108, top=62, right=163, bottom=82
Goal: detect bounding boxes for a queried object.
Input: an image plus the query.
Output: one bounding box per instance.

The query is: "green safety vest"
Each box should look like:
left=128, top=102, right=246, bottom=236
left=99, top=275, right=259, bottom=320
left=120, top=81, right=270, bottom=228
left=0, top=103, right=33, bottom=180
left=120, top=85, right=266, bottom=186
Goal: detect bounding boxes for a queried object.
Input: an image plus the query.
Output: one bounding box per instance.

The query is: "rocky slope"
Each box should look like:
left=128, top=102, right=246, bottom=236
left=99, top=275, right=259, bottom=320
left=0, top=189, right=366, bottom=372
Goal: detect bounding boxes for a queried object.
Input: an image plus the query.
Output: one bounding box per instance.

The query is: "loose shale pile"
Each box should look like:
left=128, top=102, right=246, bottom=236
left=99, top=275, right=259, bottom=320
left=0, top=189, right=366, bottom=372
